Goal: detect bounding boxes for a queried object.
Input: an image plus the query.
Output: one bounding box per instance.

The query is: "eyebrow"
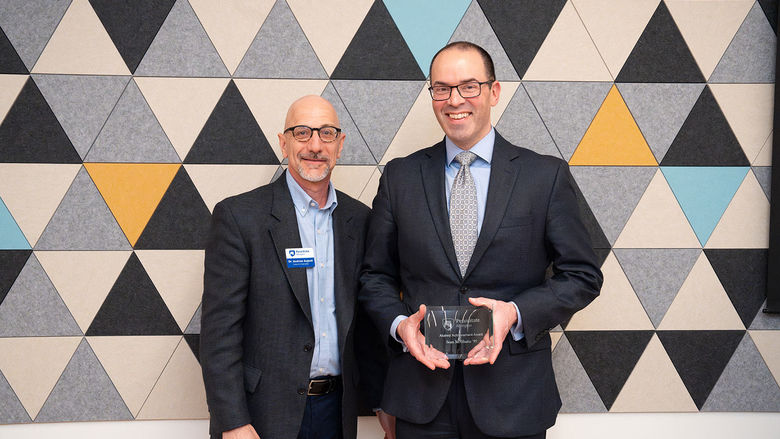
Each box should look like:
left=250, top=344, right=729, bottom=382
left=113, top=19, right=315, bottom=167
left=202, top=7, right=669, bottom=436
left=431, top=78, right=479, bottom=86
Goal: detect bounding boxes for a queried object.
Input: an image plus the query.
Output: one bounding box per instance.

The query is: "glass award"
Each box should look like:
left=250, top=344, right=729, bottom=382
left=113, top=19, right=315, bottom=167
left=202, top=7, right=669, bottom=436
left=424, top=305, right=493, bottom=360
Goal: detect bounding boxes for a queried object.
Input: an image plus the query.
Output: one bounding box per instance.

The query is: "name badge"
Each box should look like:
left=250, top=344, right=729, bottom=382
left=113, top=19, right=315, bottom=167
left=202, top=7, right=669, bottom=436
left=286, top=248, right=315, bottom=268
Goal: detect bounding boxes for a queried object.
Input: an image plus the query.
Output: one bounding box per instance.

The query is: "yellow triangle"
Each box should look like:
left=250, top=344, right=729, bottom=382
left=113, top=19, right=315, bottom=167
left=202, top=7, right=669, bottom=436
left=569, top=85, right=657, bottom=166
left=611, top=335, right=698, bottom=412
left=84, top=164, right=180, bottom=246
left=32, top=0, right=130, bottom=75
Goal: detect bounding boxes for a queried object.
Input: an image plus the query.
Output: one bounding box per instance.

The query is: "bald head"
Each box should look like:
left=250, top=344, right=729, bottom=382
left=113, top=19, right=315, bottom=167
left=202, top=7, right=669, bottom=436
left=284, top=95, right=340, bottom=130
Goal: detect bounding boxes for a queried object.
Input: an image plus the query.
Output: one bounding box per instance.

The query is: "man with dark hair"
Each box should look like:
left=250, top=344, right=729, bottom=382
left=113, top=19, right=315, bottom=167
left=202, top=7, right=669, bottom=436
left=360, top=42, right=603, bottom=438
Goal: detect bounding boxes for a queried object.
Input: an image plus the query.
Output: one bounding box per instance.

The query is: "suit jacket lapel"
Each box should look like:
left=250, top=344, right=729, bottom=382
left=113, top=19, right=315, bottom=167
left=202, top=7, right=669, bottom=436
left=269, top=173, right=313, bottom=325
left=332, top=202, right=356, bottom=356
left=421, top=141, right=462, bottom=277
left=465, top=133, right=521, bottom=279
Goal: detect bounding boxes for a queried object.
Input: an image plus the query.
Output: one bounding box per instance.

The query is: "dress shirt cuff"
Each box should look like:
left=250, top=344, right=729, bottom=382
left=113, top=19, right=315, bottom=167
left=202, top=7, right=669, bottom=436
left=510, top=302, right=525, bottom=341
left=390, top=315, right=409, bottom=351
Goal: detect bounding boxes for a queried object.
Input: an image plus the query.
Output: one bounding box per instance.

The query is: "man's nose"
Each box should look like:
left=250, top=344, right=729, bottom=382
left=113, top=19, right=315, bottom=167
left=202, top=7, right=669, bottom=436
left=447, top=87, right=465, bottom=106
left=307, top=133, right=325, bottom=151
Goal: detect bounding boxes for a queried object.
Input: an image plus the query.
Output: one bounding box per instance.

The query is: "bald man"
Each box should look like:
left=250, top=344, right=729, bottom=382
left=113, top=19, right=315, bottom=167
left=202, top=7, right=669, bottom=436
left=201, top=96, right=392, bottom=439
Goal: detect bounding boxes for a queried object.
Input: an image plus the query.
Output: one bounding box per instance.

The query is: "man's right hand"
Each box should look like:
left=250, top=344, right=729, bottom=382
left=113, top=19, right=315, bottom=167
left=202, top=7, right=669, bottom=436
left=396, top=304, right=450, bottom=370
left=223, top=424, right=260, bottom=439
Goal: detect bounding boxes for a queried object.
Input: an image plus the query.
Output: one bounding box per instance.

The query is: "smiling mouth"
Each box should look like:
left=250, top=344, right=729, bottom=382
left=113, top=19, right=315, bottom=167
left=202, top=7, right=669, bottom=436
left=447, top=112, right=471, bottom=120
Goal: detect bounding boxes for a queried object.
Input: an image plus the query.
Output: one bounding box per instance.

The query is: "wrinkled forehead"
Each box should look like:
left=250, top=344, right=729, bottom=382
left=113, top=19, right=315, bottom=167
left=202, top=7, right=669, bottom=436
left=285, top=96, right=340, bottom=128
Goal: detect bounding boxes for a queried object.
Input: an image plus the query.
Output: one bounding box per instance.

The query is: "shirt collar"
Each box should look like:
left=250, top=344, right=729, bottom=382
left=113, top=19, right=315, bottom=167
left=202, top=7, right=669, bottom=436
left=285, top=171, right=338, bottom=216
left=445, top=127, right=495, bottom=166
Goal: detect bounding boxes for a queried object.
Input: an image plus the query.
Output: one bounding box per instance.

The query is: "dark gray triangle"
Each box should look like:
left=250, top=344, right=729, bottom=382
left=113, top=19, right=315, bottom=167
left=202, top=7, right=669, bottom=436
left=710, top=2, right=776, bottom=83
left=523, top=82, right=612, bottom=162
left=495, top=84, right=561, bottom=158
left=35, top=339, right=132, bottom=422
left=134, top=0, right=228, bottom=77
left=758, top=0, right=777, bottom=34
left=0, top=250, right=32, bottom=306
left=0, top=368, right=31, bottom=423
left=36, top=167, right=131, bottom=250
left=85, top=79, right=179, bottom=163
left=0, top=253, right=81, bottom=336
left=184, top=333, right=200, bottom=363
left=321, top=82, right=375, bottom=164
left=753, top=167, right=771, bottom=200
left=33, top=74, right=129, bottom=159
left=331, top=80, right=422, bottom=162
left=614, top=249, right=701, bottom=327
left=0, top=22, right=27, bottom=73
left=553, top=334, right=607, bottom=413
left=184, top=303, right=200, bottom=334
left=0, top=0, right=71, bottom=70
left=448, top=1, right=519, bottom=81
left=570, top=176, right=611, bottom=251
left=570, top=167, right=656, bottom=245
left=617, top=83, right=704, bottom=163
left=702, top=333, right=780, bottom=411
left=234, top=0, right=326, bottom=79
left=750, top=300, right=780, bottom=329
left=704, top=249, right=768, bottom=328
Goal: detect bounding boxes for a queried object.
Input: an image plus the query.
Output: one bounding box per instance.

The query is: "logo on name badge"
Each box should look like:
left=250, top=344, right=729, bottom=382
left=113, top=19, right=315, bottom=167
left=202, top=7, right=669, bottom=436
left=285, top=248, right=315, bottom=268
left=289, top=250, right=295, bottom=257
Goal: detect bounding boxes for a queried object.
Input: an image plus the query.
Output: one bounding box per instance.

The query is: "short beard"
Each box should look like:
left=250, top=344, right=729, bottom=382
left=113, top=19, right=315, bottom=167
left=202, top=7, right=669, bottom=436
left=297, top=163, right=330, bottom=183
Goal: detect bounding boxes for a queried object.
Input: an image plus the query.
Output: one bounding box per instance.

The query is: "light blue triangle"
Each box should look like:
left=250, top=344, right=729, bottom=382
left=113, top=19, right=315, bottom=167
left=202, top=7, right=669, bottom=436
left=0, top=197, right=30, bottom=249
left=383, top=0, right=471, bottom=77
left=661, top=167, right=749, bottom=246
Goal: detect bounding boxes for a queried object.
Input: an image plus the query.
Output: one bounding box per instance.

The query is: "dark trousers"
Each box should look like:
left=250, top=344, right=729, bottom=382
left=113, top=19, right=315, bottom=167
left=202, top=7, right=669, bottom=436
left=297, top=381, right=343, bottom=439
left=396, top=363, right=546, bottom=439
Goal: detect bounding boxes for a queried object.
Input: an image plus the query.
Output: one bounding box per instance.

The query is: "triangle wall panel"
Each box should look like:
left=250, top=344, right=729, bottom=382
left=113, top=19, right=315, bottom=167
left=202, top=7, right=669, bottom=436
left=0, top=250, right=32, bottom=306
left=0, top=369, right=30, bottom=423
left=330, top=166, right=378, bottom=202
left=189, top=0, right=273, bottom=74
left=0, top=198, right=30, bottom=250
left=705, top=249, right=768, bottom=329
left=185, top=164, right=278, bottom=212
left=320, top=82, right=376, bottom=164
left=0, top=25, right=27, bottom=73
left=380, top=86, right=444, bottom=164
left=89, top=0, right=176, bottom=73
left=0, top=0, right=71, bottom=70
left=751, top=330, right=780, bottom=387
left=758, top=0, right=777, bottom=34
left=233, top=0, right=326, bottom=79
left=709, top=2, right=776, bottom=83
left=710, top=84, right=774, bottom=164
left=32, top=0, right=130, bottom=75
left=358, top=167, right=382, bottom=207
left=552, top=334, right=607, bottom=413
left=495, top=84, right=561, bottom=159
left=288, top=0, right=372, bottom=76
left=0, top=74, right=27, bottom=124
left=0, top=336, right=82, bottom=420
left=706, top=171, right=770, bottom=249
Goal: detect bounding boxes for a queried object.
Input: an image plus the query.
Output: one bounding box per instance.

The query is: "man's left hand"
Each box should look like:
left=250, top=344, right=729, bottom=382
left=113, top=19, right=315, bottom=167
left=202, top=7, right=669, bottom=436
left=463, top=297, right=518, bottom=365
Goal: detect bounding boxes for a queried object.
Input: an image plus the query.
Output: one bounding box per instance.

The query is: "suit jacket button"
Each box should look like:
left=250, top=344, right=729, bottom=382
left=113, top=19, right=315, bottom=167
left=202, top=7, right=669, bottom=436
left=304, top=344, right=312, bottom=352
left=460, top=286, right=468, bottom=294
left=297, top=388, right=306, bottom=395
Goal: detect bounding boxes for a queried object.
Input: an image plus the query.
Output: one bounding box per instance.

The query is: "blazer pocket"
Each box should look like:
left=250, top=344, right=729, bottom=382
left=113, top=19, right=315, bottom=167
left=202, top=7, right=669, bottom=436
left=499, top=215, right=533, bottom=229
left=243, top=363, right=263, bottom=393
left=508, top=335, right=551, bottom=355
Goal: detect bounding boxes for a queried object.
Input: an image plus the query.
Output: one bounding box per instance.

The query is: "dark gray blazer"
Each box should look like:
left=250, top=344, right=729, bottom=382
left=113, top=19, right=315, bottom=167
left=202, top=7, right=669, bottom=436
left=201, top=172, right=373, bottom=439
left=359, top=133, right=603, bottom=437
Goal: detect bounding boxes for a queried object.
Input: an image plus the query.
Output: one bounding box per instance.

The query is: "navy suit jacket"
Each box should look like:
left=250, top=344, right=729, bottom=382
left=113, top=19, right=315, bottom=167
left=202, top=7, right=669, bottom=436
left=359, top=133, right=603, bottom=436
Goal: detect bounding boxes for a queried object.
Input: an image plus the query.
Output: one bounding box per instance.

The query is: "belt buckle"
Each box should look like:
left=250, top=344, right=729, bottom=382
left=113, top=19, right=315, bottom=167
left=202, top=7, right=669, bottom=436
left=308, top=378, right=329, bottom=396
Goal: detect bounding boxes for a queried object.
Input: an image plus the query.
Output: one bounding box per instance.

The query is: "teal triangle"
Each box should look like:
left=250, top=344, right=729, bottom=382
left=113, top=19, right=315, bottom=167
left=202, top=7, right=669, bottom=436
left=661, top=167, right=749, bottom=246
left=383, top=0, right=471, bottom=76
left=0, top=197, right=30, bottom=249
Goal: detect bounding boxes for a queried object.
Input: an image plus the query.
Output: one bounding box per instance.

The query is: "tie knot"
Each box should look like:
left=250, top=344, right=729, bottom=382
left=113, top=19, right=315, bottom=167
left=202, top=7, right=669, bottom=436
left=454, top=151, right=477, bottom=167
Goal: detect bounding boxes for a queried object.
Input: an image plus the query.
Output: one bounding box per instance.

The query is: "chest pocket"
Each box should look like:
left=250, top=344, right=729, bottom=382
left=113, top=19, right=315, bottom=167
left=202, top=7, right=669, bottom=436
left=499, top=215, right=533, bottom=229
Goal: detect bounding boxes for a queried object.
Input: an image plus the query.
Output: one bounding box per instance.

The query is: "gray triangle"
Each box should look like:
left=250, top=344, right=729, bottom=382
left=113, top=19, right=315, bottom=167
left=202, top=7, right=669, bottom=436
left=523, top=82, right=612, bottom=161
left=135, top=0, right=229, bottom=77
left=35, top=167, right=132, bottom=250
left=36, top=339, right=132, bottom=422
left=569, top=166, right=656, bottom=244
left=710, top=2, right=776, bottom=83
left=272, top=165, right=285, bottom=182
left=331, top=80, right=422, bottom=162
left=33, top=74, right=130, bottom=159
left=185, top=303, right=201, bottom=334
left=616, top=83, right=704, bottom=162
left=85, top=79, right=180, bottom=163
left=448, top=1, right=520, bottom=81
left=0, top=369, right=31, bottom=423
left=233, top=0, right=327, bottom=79
left=752, top=167, right=771, bottom=200
left=0, top=0, right=71, bottom=70
left=702, top=333, right=780, bottom=411
left=750, top=300, right=780, bottom=329
left=553, top=334, right=607, bottom=413
left=495, top=83, right=561, bottom=158
left=0, top=253, right=81, bottom=336
left=613, top=249, right=701, bottom=327
left=321, top=82, right=376, bottom=164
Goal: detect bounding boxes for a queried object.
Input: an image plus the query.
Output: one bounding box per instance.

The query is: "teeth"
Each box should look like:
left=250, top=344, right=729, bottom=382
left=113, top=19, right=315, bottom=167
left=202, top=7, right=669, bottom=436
left=449, top=113, right=469, bottom=120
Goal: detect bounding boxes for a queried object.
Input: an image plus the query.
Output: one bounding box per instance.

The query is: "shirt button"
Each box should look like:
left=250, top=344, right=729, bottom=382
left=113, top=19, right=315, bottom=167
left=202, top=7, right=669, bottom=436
left=304, top=344, right=312, bottom=352
left=320, top=298, right=324, bottom=303
left=320, top=263, right=325, bottom=267
left=310, top=201, right=316, bottom=207
left=321, top=332, right=327, bottom=337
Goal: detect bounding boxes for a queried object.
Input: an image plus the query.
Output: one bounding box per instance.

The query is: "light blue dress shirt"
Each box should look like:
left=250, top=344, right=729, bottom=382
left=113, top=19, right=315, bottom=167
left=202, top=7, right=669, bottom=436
left=286, top=172, right=341, bottom=377
left=391, top=128, right=525, bottom=344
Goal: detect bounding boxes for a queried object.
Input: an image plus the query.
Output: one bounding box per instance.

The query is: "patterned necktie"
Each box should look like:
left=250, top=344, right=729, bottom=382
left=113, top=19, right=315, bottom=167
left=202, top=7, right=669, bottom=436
left=450, top=151, right=478, bottom=275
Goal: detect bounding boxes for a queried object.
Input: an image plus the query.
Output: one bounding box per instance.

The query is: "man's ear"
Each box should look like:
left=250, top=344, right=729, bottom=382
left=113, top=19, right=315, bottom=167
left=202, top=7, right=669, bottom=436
left=278, top=132, right=289, bottom=159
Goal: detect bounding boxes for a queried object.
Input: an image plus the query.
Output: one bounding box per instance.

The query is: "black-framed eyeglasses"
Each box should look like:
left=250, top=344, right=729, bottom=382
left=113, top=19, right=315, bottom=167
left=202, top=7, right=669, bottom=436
left=284, top=125, right=342, bottom=142
left=428, top=80, right=494, bottom=101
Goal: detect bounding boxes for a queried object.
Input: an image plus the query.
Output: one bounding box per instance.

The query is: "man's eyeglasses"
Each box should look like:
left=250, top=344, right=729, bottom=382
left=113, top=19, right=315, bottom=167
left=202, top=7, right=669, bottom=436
left=284, top=125, right=342, bottom=142
left=428, top=80, right=494, bottom=101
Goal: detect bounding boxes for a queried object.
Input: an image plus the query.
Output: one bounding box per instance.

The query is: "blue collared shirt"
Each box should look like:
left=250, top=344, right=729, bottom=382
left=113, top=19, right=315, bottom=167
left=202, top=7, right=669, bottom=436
left=286, top=172, right=341, bottom=377
left=390, top=128, right=525, bottom=344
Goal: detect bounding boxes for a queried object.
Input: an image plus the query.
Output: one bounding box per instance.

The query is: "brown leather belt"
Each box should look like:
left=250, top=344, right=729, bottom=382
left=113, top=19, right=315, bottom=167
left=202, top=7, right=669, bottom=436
left=307, top=376, right=340, bottom=396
